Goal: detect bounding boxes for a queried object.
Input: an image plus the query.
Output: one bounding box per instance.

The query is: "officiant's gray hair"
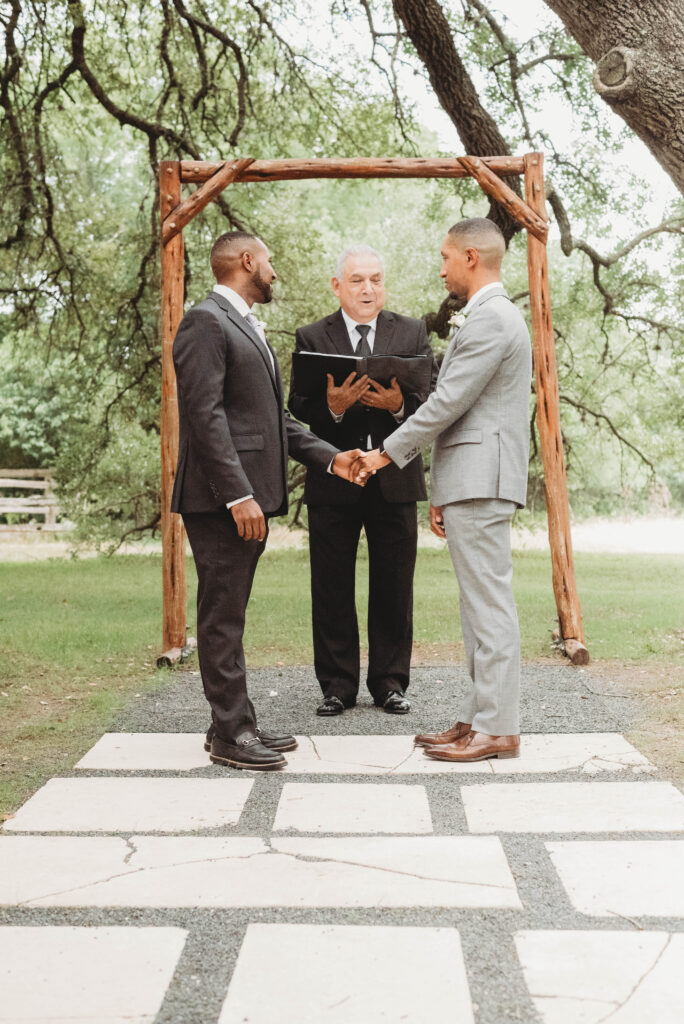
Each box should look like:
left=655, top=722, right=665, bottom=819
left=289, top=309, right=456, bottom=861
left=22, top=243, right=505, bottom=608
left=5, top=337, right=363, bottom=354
left=334, top=246, right=385, bottom=281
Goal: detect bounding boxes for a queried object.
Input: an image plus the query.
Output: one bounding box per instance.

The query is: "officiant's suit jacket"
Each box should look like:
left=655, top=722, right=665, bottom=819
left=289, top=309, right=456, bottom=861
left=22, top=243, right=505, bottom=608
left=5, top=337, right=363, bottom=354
left=383, top=285, right=531, bottom=507
left=288, top=308, right=436, bottom=505
left=171, top=291, right=337, bottom=516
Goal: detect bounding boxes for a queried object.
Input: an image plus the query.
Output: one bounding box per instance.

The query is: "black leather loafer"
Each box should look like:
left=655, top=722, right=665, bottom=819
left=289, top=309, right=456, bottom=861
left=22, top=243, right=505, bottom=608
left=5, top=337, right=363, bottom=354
left=383, top=690, right=411, bottom=714
left=205, top=725, right=297, bottom=753
left=209, top=734, right=287, bottom=770
left=316, top=695, right=345, bottom=716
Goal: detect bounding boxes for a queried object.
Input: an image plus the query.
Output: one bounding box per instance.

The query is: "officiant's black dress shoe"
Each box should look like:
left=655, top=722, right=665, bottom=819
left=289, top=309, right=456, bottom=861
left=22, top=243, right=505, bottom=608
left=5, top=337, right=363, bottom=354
left=205, top=724, right=297, bottom=753
left=382, top=690, right=411, bottom=714
left=209, top=733, right=287, bottom=770
left=316, top=695, right=345, bottom=716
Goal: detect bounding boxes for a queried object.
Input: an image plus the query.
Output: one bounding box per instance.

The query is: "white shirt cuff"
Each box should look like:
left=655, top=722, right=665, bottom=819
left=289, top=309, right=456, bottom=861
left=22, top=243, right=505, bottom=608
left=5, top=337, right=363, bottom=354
left=327, top=457, right=337, bottom=475
left=329, top=406, right=344, bottom=423
left=391, top=401, right=405, bottom=422
left=226, top=494, right=252, bottom=510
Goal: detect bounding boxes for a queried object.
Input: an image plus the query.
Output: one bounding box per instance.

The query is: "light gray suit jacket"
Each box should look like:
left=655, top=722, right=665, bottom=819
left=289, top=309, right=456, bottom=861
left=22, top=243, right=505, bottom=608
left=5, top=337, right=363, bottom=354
left=383, top=284, right=532, bottom=508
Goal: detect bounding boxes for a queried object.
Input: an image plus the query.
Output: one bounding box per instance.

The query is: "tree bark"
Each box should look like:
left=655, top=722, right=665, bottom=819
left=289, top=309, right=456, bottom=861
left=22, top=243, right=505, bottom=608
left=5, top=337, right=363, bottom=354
left=542, top=0, right=684, bottom=194
left=393, top=0, right=523, bottom=241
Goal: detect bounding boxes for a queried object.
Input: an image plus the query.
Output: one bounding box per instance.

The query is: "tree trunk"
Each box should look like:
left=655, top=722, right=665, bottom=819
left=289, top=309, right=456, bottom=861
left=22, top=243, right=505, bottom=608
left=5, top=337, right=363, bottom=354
left=393, top=0, right=523, bottom=241
left=543, top=0, right=684, bottom=194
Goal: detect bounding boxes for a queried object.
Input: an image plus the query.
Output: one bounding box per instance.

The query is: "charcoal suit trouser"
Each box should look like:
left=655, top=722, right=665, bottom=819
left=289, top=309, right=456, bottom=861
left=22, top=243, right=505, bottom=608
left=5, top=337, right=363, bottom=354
left=182, top=509, right=266, bottom=742
left=307, top=476, right=417, bottom=706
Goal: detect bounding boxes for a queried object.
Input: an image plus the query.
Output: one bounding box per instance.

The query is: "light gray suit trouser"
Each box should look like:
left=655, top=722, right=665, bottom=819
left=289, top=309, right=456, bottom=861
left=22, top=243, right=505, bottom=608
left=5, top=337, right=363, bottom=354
left=443, top=497, right=520, bottom=736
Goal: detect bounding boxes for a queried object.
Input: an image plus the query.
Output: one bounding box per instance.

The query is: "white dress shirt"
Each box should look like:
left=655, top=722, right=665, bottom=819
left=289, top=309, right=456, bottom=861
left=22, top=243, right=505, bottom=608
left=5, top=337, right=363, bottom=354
left=330, top=310, right=405, bottom=430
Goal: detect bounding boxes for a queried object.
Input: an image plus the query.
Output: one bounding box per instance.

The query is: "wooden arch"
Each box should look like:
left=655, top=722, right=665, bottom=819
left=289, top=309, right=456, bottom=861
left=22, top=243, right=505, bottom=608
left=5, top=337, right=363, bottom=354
left=158, top=152, right=589, bottom=666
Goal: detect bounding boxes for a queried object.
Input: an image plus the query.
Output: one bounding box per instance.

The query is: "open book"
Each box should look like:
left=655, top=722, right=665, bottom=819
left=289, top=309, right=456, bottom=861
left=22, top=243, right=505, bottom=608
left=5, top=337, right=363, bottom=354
left=292, top=351, right=433, bottom=401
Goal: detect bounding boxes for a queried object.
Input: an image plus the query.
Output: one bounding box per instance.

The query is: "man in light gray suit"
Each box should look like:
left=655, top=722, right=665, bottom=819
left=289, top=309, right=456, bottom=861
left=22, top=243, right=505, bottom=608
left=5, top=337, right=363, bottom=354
left=359, top=218, right=532, bottom=762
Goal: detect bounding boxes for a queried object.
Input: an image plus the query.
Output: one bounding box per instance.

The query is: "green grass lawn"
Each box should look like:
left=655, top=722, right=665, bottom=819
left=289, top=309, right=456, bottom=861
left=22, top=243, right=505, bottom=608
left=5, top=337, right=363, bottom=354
left=1, top=547, right=682, bottom=816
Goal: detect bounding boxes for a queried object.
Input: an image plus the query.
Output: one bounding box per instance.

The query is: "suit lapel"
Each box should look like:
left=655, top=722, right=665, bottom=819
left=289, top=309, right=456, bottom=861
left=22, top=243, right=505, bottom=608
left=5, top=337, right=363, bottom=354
left=209, top=292, right=278, bottom=389
left=372, top=310, right=395, bottom=355
left=324, top=309, right=355, bottom=354
left=440, top=286, right=508, bottom=376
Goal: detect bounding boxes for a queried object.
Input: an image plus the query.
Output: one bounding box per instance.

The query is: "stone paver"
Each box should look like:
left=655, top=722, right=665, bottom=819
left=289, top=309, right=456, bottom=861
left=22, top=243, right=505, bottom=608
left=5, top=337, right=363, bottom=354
left=0, top=925, right=187, bottom=1024
left=462, top=781, right=684, bottom=833
left=2, top=658, right=682, bottom=1024
left=219, top=923, right=474, bottom=1024
left=74, top=732, right=654, bottom=775
left=515, top=930, right=684, bottom=1023
left=273, top=782, right=433, bottom=833
left=547, top=840, right=684, bottom=917
left=2, top=777, right=253, bottom=833
left=0, top=834, right=521, bottom=908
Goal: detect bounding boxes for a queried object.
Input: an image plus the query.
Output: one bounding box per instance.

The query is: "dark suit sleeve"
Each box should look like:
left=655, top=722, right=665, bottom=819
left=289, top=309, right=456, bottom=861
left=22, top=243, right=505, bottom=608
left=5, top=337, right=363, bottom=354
left=287, top=326, right=333, bottom=426
left=173, top=308, right=253, bottom=503
left=284, top=411, right=339, bottom=471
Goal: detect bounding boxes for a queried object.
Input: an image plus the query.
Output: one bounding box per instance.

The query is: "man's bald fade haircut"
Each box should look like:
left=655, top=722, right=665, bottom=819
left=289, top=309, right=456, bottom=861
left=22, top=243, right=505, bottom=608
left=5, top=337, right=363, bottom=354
left=448, top=218, right=506, bottom=269
left=210, top=230, right=261, bottom=280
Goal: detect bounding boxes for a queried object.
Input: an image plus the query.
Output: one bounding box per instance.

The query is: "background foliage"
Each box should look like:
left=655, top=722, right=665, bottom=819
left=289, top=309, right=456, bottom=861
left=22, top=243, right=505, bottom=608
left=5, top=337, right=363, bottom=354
left=1, top=0, right=682, bottom=544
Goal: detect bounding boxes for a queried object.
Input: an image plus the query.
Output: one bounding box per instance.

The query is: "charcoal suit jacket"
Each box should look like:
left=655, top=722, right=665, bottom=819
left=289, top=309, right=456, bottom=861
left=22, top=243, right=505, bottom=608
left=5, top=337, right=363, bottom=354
left=288, top=308, right=437, bottom=505
left=171, top=291, right=338, bottom=516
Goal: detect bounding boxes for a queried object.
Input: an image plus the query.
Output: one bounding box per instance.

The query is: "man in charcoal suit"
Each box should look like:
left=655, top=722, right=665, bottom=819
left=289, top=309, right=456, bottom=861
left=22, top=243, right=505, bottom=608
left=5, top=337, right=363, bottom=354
left=288, top=246, right=437, bottom=716
left=171, top=231, right=365, bottom=771
left=360, top=219, right=532, bottom=761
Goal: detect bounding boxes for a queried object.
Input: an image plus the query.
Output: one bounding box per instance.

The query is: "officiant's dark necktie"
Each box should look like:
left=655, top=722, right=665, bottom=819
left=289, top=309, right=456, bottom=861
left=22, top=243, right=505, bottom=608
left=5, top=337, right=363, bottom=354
left=356, top=324, right=372, bottom=356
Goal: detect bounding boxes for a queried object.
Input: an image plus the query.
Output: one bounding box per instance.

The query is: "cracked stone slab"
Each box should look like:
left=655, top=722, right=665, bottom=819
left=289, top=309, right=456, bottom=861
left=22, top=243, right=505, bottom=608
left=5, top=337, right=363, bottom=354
left=0, top=925, right=187, bottom=1023
left=462, top=781, right=684, bottom=833
left=273, top=782, right=433, bottom=833
left=2, top=777, right=253, bottom=833
left=547, top=840, right=684, bottom=917
left=0, top=834, right=521, bottom=908
left=515, top=930, right=684, bottom=1023
left=73, top=733, right=654, bottom=775
left=219, top=923, right=474, bottom=1024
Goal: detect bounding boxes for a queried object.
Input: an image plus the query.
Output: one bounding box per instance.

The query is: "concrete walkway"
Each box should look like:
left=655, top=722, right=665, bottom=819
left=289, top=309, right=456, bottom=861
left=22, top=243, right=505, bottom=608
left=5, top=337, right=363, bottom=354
left=1, top=664, right=683, bottom=1023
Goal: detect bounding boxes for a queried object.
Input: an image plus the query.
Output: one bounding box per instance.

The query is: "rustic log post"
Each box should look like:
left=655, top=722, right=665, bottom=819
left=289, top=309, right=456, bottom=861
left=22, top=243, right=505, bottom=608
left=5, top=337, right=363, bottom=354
left=159, top=160, right=187, bottom=656
left=458, top=156, right=548, bottom=242
left=524, top=152, right=589, bottom=664
left=162, top=157, right=255, bottom=246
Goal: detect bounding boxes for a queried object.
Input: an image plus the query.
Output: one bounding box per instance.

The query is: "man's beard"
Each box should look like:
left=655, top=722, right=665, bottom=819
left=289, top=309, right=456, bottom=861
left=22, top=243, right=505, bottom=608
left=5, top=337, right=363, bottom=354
left=254, top=267, right=273, bottom=303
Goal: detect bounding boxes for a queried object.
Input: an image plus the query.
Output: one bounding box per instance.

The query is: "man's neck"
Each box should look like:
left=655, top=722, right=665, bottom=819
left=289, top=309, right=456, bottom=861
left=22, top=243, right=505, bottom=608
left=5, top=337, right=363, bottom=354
left=466, top=275, right=501, bottom=302
left=216, top=279, right=251, bottom=304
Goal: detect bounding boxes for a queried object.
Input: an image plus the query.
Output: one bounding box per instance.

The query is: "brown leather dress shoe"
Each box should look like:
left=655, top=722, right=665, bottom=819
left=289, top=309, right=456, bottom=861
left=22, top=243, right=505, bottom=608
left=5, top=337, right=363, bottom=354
left=423, top=731, right=520, bottom=762
left=414, top=721, right=472, bottom=747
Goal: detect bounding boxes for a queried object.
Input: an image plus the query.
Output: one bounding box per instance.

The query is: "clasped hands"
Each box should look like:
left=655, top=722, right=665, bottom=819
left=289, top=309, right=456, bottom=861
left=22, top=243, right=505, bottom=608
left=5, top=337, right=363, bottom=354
left=326, top=372, right=403, bottom=416
left=333, top=447, right=391, bottom=486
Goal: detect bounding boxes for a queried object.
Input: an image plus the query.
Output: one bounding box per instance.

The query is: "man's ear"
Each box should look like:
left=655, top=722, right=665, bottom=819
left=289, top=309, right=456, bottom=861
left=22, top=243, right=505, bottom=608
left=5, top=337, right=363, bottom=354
left=331, top=276, right=341, bottom=297
left=241, top=249, right=253, bottom=272
left=465, top=246, right=479, bottom=267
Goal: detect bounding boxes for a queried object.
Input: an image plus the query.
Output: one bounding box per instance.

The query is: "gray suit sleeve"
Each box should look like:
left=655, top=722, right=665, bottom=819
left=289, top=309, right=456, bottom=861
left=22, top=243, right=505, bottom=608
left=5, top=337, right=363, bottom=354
left=383, top=314, right=509, bottom=468
left=173, top=309, right=253, bottom=502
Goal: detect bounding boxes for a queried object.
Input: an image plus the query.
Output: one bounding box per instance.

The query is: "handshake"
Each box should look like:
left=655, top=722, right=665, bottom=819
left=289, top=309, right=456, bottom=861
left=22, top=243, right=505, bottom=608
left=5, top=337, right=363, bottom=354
left=332, top=448, right=392, bottom=486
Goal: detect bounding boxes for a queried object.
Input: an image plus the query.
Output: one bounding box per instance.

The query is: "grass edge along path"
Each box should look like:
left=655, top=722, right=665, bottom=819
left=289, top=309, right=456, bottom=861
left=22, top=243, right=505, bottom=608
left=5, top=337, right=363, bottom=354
left=1, top=549, right=682, bottom=816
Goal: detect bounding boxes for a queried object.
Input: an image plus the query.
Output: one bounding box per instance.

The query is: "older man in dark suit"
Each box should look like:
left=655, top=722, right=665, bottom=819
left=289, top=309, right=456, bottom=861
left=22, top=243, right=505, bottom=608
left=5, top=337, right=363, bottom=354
left=171, top=231, right=364, bottom=771
left=289, top=246, right=436, bottom=717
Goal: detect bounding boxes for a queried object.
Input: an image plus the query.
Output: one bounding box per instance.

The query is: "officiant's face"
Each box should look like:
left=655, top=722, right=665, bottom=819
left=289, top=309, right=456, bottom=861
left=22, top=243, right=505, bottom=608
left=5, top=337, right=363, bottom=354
left=332, top=254, right=385, bottom=323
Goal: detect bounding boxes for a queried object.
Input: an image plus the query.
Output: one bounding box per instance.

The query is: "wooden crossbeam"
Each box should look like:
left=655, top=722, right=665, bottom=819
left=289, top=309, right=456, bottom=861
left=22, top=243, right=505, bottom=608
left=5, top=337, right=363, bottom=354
left=458, top=156, right=548, bottom=241
left=179, top=155, right=525, bottom=184
left=162, top=157, right=256, bottom=246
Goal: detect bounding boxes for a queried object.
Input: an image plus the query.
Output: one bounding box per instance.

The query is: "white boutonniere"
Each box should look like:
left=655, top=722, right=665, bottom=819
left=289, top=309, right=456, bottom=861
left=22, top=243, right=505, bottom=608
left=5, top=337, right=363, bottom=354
left=448, top=310, right=468, bottom=330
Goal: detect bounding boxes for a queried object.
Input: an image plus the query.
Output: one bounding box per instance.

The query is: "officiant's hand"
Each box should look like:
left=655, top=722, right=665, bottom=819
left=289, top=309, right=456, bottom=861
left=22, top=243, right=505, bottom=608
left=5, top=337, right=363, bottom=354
left=359, top=376, right=403, bottom=413
left=333, top=449, right=370, bottom=486
left=430, top=503, right=446, bottom=539
left=327, top=372, right=370, bottom=416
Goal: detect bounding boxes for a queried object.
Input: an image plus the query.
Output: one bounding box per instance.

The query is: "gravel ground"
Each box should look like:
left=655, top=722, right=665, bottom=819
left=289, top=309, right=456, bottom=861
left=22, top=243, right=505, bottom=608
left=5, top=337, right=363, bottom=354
left=1, top=663, right=680, bottom=1024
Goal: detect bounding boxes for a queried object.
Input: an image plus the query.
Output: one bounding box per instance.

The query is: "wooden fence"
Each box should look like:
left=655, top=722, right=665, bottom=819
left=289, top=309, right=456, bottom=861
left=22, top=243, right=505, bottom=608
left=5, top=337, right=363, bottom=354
left=0, top=470, right=62, bottom=530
